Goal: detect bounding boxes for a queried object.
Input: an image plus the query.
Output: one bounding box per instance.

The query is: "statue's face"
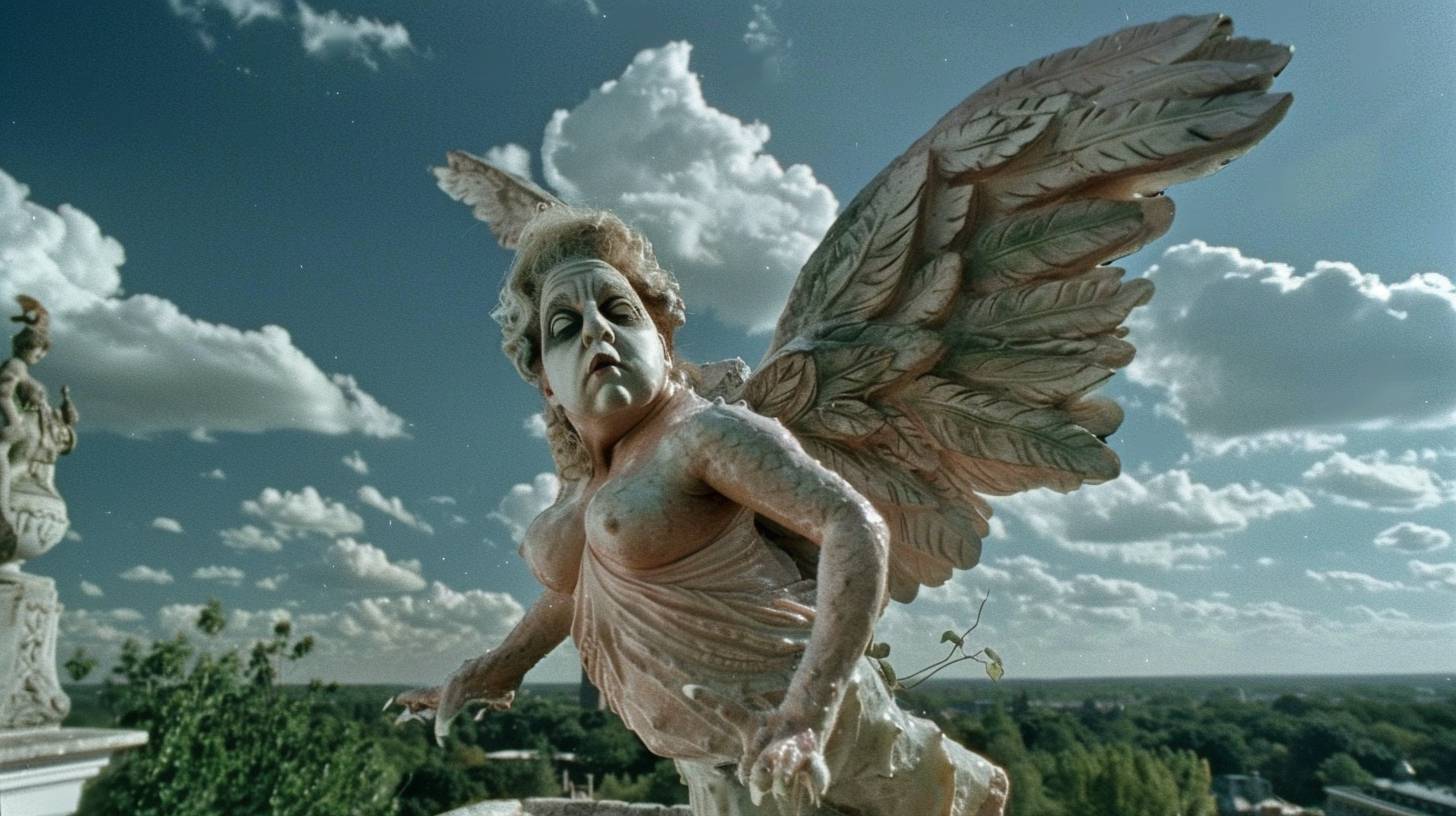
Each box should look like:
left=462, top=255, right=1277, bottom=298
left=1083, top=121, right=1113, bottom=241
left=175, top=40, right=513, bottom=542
left=21, top=344, right=46, bottom=365
left=538, top=259, right=668, bottom=424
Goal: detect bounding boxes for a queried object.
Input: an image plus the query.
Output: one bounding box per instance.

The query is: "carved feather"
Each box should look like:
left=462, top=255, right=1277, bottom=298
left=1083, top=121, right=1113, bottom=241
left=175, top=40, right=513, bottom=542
left=736, top=13, right=1290, bottom=605
left=967, top=198, right=1173, bottom=293
left=433, top=150, right=563, bottom=249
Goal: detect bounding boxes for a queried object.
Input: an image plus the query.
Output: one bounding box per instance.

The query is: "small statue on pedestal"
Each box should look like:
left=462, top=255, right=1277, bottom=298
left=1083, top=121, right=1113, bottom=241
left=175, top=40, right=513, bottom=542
left=1, top=294, right=80, bottom=729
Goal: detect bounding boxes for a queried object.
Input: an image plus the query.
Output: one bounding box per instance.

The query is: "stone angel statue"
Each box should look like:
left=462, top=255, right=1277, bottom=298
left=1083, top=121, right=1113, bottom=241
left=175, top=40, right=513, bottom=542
left=393, top=15, right=1291, bottom=815
left=1, top=295, right=78, bottom=566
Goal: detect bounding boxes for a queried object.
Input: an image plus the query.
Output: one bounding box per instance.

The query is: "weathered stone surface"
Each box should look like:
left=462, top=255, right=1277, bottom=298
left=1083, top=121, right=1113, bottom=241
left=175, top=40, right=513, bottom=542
left=410, top=13, right=1291, bottom=816
left=0, top=727, right=147, bottom=816
left=437, top=800, right=691, bottom=816
left=0, top=571, right=68, bottom=729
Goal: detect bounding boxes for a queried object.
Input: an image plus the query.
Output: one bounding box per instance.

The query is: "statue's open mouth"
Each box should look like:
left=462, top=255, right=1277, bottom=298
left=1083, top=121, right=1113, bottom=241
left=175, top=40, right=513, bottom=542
left=587, top=353, right=621, bottom=377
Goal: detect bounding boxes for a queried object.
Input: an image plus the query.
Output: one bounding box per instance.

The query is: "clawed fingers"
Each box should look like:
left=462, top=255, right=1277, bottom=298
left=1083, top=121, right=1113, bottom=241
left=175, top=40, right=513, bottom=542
left=744, top=735, right=830, bottom=814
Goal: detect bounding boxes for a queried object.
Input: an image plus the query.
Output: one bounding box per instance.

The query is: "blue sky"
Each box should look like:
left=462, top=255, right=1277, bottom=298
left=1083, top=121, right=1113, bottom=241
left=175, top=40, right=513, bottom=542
left=2, top=0, right=1452, bottom=685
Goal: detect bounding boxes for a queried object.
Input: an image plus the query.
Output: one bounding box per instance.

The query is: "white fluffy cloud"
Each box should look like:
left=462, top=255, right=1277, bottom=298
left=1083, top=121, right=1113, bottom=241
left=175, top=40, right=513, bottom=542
left=523, top=412, right=548, bottom=439
left=297, top=2, right=413, bottom=70
left=997, top=469, right=1311, bottom=566
left=79, top=580, right=103, bottom=597
left=0, top=170, right=405, bottom=439
left=357, top=486, right=434, bottom=535
left=202, top=468, right=227, bottom=480
left=120, top=565, right=174, bottom=585
left=489, top=472, right=559, bottom=544
left=167, top=0, right=283, bottom=26
left=535, top=42, right=837, bottom=331
left=1128, top=241, right=1456, bottom=446
left=150, top=516, right=184, bottom=534
left=166, top=0, right=412, bottom=69
left=1305, top=569, right=1409, bottom=592
left=219, top=524, right=285, bottom=553
left=324, top=537, right=426, bottom=592
left=193, top=565, right=246, bottom=585
left=341, top=450, right=369, bottom=475
left=1302, top=450, right=1454, bottom=512
left=484, top=144, right=533, bottom=181
left=256, top=574, right=288, bottom=591
left=242, top=486, right=364, bottom=538
left=1374, top=522, right=1451, bottom=554
left=335, top=581, right=523, bottom=661
left=1408, top=560, right=1456, bottom=591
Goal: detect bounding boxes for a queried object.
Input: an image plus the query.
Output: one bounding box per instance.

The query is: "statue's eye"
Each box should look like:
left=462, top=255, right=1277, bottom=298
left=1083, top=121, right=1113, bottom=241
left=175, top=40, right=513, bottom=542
left=549, top=312, right=578, bottom=339
left=604, top=297, right=638, bottom=323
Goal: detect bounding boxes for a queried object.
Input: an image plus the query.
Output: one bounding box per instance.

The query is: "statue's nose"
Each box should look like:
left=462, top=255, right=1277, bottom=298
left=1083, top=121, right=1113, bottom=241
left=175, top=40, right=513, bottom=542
left=581, top=310, right=615, bottom=347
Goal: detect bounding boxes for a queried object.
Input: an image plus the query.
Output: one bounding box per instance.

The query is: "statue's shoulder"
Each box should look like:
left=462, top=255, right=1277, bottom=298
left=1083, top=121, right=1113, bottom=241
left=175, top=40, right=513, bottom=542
left=674, top=392, right=795, bottom=461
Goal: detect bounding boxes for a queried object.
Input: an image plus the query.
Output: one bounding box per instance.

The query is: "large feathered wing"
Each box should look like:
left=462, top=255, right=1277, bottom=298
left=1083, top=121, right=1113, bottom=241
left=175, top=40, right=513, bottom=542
left=432, top=150, right=564, bottom=248
left=735, top=14, right=1292, bottom=603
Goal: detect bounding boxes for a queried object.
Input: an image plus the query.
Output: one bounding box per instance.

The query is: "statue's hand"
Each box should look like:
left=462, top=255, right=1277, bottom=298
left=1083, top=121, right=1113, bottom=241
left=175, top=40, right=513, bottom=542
left=387, top=654, right=516, bottom=746
left=684, top=685, right=831, bottom=814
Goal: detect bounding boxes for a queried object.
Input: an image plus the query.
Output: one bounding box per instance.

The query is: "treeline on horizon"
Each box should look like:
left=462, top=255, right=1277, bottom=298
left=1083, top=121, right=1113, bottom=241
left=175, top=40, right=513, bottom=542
left=61, top=608, right=1456, bottom=816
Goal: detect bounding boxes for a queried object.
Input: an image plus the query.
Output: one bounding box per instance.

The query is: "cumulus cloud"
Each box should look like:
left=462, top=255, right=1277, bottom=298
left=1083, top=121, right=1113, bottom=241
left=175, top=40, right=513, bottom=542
left=0, top=170, right=405, bottom=439
left=297, top=2, right=413, bottom=70
left=523, top=412, right=548, bottom=439
left=150, top=516, right=184, bottom=534
left=1374, top=522, right=1451, bottom=554
left=743, top=3, right=790, bottom=78
left=167, top=0, right=412, bottom=70
left=256, top=574, right=288, bottom=591
left=1302, top=450, right=1454, bottom=512
left=79, top=580, right=103, bottom=597
left=193, top=565, right=246, bottom=585
left=202, top=468, right=227, bottom=480
left=357, top=485, right=434, bottom=535
left=167, top=0, right=283, bottom=26
left=1187, top=431, right=1347, bottom=460
left=341, top=450, right=369, bottom=475
left=535, top=41, right=838, bottom=331
left=485, top=144, right=533, bottom=181
left=997, top=469, right=1312, bottom=566
left=120, top=565, right=174, bottom=585
left=242, top=486, right=363, bottom=538
left=219, top=524, right=285, bottom=553
left=490, top=472, right=559, bottom=544
left=324, top=537, right=426, bottom=591
left=1408, top=560, right=1456, bottom=591
left=1128, top=241, right=1456, bottom=446
left=335, top=581, right=523, bottom=661
left=1305, top=569, right=1410, bottom=592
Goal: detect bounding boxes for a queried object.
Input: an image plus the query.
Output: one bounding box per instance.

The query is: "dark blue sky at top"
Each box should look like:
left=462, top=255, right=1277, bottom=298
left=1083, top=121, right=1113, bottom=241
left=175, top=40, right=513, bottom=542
left=2, top=0, right=1453, bottom=680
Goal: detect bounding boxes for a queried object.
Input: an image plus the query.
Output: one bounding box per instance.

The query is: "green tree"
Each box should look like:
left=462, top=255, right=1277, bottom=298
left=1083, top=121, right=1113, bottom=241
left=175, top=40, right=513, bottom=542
left=79, top=603, right=398, bottom=816
left=1317, top=753, right=1373, bottom=788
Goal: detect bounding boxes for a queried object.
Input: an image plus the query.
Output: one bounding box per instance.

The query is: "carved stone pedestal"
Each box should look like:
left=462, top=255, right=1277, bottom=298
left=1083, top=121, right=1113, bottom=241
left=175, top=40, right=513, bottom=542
left=1, top=569, right=69, bottom=729
left=0, top=728, right=147, bottom=816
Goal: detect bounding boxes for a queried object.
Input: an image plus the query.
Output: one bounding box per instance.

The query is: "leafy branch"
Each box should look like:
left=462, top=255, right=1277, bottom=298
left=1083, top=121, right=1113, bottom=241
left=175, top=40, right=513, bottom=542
left=867, top=592, right=1004, bottom=692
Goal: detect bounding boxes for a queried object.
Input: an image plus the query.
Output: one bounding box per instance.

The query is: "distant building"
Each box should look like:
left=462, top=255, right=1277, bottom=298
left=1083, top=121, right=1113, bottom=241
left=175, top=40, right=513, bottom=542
left=1214, top=775, right=1318, bottom=816
left=1326, top=779, right=1456, bottom=816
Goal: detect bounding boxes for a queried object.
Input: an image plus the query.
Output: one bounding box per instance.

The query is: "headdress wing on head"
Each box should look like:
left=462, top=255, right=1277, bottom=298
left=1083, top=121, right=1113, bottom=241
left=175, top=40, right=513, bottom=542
left=432, top=150, right=565, bottom=249
left=730, top=14, right=1292, bottom=603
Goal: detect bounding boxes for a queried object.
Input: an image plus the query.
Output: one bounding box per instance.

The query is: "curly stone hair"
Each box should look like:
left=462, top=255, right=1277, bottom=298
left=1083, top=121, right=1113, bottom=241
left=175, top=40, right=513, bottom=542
left=493, top=206, right=690, bottom=481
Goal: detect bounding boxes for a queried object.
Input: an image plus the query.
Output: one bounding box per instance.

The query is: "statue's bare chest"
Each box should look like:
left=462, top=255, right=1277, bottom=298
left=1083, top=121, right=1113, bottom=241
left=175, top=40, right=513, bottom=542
left=584, top=439, right=737, bottom=571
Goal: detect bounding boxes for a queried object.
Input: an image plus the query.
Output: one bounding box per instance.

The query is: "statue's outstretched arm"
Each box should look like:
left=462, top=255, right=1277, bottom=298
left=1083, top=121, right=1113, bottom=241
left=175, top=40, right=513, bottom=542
left=688, top=401, right=889, bottom=807
left=390, top=587, right=574, bottom=744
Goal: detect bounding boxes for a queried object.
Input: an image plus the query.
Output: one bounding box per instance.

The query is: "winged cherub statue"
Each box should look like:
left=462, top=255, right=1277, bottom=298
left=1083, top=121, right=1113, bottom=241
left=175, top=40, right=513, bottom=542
left=394, top=15, right=1291, bottom=815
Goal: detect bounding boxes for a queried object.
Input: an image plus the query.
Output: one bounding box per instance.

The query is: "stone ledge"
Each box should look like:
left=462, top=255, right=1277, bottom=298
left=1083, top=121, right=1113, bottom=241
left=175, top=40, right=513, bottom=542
left=439, top=797, right=692, bottom=816
left=0, top=727, right=148, bottom=767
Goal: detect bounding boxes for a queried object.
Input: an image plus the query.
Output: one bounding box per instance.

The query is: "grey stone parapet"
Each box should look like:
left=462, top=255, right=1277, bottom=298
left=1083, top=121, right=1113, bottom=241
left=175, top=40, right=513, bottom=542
left=438, top=797, right=693, bottom=816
